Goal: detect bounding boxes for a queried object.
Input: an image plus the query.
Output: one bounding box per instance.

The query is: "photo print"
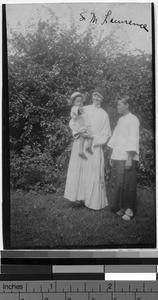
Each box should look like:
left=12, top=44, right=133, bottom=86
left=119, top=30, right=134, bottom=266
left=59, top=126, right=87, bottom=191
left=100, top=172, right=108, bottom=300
left=4, top=2, right=155, bottom=249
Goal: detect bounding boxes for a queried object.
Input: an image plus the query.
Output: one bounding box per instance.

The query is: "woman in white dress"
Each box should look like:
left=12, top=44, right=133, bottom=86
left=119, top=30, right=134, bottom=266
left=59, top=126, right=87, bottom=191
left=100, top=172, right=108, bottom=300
left=64, top=88, right=111, bottom=210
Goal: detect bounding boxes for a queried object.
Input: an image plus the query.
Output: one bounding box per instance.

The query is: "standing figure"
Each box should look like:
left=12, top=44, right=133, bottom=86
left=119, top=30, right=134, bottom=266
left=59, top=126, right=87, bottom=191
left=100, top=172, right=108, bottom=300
left=108, top=95, right=140, bottom=220
left=64, top=87, right=111, bottom=210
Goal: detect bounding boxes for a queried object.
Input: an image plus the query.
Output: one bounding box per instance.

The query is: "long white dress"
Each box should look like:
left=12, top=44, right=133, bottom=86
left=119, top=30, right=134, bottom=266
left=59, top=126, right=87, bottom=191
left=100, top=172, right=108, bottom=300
left=64, top=104, right=111, bottom=210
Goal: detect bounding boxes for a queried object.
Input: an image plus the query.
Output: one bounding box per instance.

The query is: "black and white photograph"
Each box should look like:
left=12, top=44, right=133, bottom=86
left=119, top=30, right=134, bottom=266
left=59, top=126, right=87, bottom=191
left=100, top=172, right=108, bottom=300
left=4, top=2, right=155, bottom=249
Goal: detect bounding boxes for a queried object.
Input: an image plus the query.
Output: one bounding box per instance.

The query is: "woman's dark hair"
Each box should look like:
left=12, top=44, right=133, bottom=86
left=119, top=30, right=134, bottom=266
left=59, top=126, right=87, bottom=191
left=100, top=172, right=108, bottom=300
left=122, top=95, right=133, bottom=109
left=117, top=95, right=133, bottom=109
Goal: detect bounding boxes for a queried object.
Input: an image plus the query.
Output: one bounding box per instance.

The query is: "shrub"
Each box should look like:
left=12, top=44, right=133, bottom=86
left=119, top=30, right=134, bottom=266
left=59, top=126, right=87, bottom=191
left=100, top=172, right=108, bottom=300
left=8, top=14, right=155, bottom=192
left=10, top=145, right=66, bottom=193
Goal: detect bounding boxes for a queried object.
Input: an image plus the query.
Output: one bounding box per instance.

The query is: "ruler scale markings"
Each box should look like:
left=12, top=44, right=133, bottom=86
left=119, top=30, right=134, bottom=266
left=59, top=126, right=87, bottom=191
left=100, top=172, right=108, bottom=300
left=136, top=292, right=158, bottom=299
left=129, top=284, right=131, bottom=292
left=145, top=281, right=158, bottom=292
left=89, top=292, right=111, bottom=299
left=68, top=282, right=84, bottom=292
left=87, top=281, right=103, bottom=292
left=116, top=281, right=144, bottom=292
left=113, top=292, right=135, bottom=300
left=84, top=282, right=86, bottom=292
left=0, top=281, right=158, bottom=299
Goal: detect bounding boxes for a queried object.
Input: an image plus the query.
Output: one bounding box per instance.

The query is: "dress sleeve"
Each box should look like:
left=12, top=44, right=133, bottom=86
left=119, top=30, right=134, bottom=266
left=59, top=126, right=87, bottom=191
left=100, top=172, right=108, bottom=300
left=93, top=113, right=111, bottom=146
left=126, top=117, right=139, bottom=154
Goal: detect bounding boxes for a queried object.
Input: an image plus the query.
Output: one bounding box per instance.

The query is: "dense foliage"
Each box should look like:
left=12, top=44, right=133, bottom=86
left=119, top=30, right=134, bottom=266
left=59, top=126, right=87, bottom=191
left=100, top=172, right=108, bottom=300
left=8, top=15, right=154, bottom=193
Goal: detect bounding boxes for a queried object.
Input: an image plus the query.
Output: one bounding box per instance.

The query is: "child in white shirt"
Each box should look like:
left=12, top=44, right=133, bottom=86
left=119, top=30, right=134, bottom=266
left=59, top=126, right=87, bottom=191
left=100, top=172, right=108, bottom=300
left=69, top=92, right=93, bottom=160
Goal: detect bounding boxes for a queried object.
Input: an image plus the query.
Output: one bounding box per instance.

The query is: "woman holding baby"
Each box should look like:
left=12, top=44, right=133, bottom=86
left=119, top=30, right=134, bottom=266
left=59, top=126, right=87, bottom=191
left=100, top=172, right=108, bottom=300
left=64, top=87, right=111, bottom=210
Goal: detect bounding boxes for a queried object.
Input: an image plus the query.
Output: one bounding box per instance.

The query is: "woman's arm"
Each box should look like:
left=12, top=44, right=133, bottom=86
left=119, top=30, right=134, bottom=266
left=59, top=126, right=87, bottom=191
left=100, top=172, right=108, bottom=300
left=69, top=120, right=89, bottom=138
left=80, top=132, right=94, bottom=139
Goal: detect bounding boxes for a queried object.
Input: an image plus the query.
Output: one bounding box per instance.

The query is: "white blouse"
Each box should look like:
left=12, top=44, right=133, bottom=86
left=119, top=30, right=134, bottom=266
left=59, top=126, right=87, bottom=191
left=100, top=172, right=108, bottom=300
left=108, top=112, right=139, bottom=161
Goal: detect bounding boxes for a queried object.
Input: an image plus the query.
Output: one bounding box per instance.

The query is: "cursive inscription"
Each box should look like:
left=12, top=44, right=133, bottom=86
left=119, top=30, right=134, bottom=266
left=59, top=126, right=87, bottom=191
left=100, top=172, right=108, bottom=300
left=79, top=10, right=149, bottom=32
left=90, top=12, right=97, bottom=24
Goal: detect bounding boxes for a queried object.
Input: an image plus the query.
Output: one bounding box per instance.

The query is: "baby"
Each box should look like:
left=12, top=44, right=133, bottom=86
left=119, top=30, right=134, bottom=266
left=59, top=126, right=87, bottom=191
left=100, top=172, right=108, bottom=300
left=69, top=92, right=93, bottom=160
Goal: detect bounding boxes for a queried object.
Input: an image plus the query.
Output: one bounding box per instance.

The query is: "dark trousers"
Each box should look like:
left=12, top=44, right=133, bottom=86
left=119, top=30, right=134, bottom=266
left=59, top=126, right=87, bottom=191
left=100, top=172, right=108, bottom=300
left=109, top=160, right=138, bottom=213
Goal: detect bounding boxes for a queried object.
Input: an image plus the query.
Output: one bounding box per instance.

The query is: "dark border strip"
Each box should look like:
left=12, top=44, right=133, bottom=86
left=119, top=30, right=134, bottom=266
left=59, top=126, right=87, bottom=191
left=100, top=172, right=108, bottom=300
left=1, top=264, right=52, bottom=274
left=53, top=273, right=104, bottom=280
left=2, top=4, right=10, bottom=249
left=5, top=243, right=157, bottom=250
left=151, top=2, right=157, bottom=249
left=0, top=274, right=53, bottom=281
left=2, top=3, right=156, bottom=252
left=1, top=258, right=158, bottom=265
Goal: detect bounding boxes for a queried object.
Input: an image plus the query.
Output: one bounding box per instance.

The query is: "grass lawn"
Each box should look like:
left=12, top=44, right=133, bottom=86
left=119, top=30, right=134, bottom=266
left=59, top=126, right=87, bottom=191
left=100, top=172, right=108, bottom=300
left=10, top=186, right=156, bottom=249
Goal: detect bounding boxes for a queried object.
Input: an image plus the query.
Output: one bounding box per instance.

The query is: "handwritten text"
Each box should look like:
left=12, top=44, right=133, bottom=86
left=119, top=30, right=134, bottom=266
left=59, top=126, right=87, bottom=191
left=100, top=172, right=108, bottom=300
left=79, top=10, right=149, bottom=32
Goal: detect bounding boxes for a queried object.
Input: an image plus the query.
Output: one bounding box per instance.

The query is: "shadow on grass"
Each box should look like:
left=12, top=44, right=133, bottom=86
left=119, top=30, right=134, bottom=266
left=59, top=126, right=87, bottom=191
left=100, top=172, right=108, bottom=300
left=10, top=186, right=156, bottom=249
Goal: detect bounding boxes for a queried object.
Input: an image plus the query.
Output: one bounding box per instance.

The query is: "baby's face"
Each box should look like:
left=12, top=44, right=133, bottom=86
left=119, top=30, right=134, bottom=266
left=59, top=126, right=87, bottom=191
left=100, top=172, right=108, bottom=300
left=73, top=97, right=83, bottom=107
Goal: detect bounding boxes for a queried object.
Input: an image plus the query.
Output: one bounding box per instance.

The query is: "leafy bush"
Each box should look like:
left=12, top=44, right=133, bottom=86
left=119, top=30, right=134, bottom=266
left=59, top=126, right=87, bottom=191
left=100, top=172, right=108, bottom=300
left=8, top=13, right=155, bottom=192
left=10, top=145, right=67, bottom=193
left=138, top=128, right=155, bottom=184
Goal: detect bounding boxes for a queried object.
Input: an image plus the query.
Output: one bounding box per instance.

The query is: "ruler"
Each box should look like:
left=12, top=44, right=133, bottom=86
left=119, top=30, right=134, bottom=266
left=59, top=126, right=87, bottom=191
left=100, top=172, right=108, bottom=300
left=0, top=280, right=158, bottom=300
